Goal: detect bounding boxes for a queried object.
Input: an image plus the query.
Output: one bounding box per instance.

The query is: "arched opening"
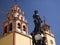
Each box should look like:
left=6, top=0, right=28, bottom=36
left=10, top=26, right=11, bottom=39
left=21, top=17, right=23, bottom=21
left=17, top=23, right=21, bottom=29
left=9, top=23, right=12, bottom=31
left=4, top=26, right=7, bottom=33
left=23, top=25, right=26, bottom=31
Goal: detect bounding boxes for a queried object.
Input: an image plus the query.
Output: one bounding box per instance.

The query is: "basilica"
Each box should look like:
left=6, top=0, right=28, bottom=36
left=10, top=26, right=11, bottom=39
left=0, top=5, right=56, bottom=45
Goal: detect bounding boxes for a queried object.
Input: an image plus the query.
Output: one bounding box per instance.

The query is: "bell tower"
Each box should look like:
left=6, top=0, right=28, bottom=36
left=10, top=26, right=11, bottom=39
left=2, top=5, right=28, bottom=36
left=42, top=17, right=56, bottom=45
left=0, top=5, right=32, bottom=45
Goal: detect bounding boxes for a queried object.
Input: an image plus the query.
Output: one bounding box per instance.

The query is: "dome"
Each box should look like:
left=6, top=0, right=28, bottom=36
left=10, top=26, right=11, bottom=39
left=42, top=17, right=50, bottom=30
left=42, top=24, right=50, bottom=30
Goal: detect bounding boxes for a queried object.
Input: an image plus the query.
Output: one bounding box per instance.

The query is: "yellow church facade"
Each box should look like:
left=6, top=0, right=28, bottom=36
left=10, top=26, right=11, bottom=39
left=0, top=5, right=56, bottom=45
left=0, top=5, right=32, bottom=45
left=0, top=32, right=32, bottom=45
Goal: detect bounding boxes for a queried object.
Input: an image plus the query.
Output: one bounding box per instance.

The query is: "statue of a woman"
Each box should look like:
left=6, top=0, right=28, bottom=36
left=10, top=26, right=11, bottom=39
left=31, top=10, right=43, bottom=45
left=33, top=10, right=42, bottom=35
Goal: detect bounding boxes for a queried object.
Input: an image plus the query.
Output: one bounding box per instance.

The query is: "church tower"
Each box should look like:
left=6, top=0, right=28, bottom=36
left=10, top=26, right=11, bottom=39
left=42, top=17, right=56, bottom=45
left=3, top=5, right=28, bottom=35
left=0, top=5, right=32, bottom=45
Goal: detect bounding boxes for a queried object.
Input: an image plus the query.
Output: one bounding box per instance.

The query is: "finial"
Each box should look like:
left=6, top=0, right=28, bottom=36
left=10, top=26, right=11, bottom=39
left=43, top=16, right=46, bottom=25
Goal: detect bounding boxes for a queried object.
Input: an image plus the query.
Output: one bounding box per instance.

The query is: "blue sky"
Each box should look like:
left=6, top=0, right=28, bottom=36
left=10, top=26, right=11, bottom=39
left=0, top=0, right=60, bottom=45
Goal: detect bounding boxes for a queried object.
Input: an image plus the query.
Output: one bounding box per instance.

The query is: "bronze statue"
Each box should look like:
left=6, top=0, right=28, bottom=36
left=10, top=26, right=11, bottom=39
left=31, top=10, right=46, bottom=45
left=33, top=10, right=42, bottom=35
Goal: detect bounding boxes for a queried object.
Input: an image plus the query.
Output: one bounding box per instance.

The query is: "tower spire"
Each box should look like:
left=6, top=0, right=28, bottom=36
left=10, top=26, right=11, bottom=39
left=43, top=16, right=46, bottom=25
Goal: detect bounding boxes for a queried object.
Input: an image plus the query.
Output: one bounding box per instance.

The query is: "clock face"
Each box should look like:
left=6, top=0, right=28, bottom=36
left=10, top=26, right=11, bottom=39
left=50, top=40, right=53, bottom=44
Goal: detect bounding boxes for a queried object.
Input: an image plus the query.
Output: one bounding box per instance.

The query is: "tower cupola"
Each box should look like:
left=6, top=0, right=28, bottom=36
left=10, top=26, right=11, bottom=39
left=42, top=17, right=50, bottom=33
left=2, top=5, right=28, bottom=36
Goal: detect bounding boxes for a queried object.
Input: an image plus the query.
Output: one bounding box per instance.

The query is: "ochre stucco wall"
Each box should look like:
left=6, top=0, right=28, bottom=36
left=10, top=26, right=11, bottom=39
left=15, top=33, right=32, bottom=45
left=46, top=33, right=56, bottom=45
left=0, top=33, right=13, bottom=45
